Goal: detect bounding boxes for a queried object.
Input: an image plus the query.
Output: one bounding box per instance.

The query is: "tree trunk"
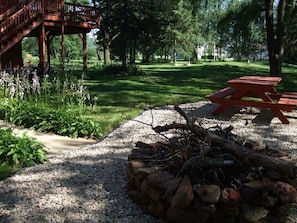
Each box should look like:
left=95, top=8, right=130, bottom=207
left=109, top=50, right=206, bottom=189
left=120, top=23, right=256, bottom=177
left=195, top=44, right=200, bottom=62
left=103, top=31, right=111, bottom=65
left=129, top=38, right=136, bottom=64
left=103, top=43, right=111, bottom=65
left=173, top=39, right=177, bottom=65
left=143, top=53, right=150, bottom=63
left=265, top=0, right=286, bottom=77
left=276, top=0, right=286, bottom=75
left=265, top=0, right=276, bottom=75
left=173, top=49, right=177, bottom=65
left=121, top=39, right=127, bottom=69
left=96, top=47, right=101, bottom=61
left=120, top=1, right=128, bottom=70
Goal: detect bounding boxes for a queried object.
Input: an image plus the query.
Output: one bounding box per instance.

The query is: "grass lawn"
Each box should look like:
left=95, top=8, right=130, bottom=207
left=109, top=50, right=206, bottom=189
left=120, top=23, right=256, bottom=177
left=83, top=61, right=297, bottom=133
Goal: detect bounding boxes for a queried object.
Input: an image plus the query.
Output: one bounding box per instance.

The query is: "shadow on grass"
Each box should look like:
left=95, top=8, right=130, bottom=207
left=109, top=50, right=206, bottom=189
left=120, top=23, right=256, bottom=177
left=86, top=62, right=293, bottom=109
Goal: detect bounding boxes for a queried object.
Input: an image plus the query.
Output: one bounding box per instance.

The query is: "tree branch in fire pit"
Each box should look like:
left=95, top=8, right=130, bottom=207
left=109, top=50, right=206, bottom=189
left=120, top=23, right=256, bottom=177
left=153, top=105, right=297, bottom=180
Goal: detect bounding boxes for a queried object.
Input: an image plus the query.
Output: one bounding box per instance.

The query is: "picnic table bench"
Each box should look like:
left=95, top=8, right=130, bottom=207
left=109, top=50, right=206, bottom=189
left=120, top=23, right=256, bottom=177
left=206, top=76, right=297, bottom=124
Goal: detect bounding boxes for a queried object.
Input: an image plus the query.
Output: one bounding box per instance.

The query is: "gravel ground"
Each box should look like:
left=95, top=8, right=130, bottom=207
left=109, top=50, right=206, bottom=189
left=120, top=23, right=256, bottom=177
left=0, top=101, right=297, bottom=223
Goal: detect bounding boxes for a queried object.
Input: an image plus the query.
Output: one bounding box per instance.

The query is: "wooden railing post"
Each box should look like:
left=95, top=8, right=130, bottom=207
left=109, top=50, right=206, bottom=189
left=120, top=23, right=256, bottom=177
left=38, top=23, right=46, bottom=75
left=61, top=0, right=65, bottom=70
left=82, top=33, right=87, bottom=72
left=41, top=0, right=45, bottom=15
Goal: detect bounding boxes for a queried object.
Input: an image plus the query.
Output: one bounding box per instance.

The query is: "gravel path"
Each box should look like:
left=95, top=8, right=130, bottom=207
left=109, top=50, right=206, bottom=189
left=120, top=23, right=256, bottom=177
left=0, top=102, right=296, bottom=223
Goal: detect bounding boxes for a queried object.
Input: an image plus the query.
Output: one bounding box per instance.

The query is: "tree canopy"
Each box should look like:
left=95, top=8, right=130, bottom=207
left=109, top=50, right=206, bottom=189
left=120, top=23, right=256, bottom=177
left=19, top=0, right=297, bottom=74
left=217, top=0, right=296, bottom=76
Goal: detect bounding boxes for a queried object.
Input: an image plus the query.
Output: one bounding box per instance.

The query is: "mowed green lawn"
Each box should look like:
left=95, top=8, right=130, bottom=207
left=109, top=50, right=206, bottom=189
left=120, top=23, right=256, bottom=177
left=83, top=61, right=297, bottom=133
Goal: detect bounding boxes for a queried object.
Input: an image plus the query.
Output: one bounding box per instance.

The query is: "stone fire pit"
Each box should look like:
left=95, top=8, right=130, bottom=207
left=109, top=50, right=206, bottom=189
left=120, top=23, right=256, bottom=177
left=126, top=106, right=297, bottom=223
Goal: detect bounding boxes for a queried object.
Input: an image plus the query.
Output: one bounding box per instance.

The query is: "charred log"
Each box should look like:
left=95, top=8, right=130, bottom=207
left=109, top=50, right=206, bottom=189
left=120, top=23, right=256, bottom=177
left=153, top=106, right=297, bottom=180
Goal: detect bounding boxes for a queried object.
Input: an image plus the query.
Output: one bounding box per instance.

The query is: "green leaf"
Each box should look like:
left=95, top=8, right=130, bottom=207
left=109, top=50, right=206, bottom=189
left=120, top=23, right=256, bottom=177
left=0, top=148, right=6, bottom=156
left=70, top=132, right=78, bottom=138
left=7, top=149, right=15, bottom=156
left=24, top=160, right=35, bottom=167
left=12, top=154, right=19, bottom=164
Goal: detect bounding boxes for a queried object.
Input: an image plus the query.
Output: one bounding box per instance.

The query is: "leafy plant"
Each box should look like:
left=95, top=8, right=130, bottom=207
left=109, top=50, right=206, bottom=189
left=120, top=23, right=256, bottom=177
left=0, top=102, right=103, bottom=139
left=0, top=128, right=47, bottom=169
left=0, top=69, right=101, bottom=139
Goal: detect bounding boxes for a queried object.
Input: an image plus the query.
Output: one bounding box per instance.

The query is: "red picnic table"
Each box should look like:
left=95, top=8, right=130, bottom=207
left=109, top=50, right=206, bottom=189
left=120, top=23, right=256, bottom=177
left=206, top=76, right=297, bottom=124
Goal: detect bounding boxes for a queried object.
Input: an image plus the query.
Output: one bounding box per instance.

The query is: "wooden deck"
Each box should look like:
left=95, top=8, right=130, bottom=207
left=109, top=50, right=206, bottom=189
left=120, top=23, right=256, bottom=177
left=0, top=0, right=100, bottom=71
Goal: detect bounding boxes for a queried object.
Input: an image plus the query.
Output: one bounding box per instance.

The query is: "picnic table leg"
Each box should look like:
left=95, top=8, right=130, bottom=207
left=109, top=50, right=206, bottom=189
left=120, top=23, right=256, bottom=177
left=212, top=104, right=230, bottom=115
left=245, top=91, right=290, bottom=123
left=213, top=91, right=247, bottom=115
left=271, top=109, right=290, bottom=124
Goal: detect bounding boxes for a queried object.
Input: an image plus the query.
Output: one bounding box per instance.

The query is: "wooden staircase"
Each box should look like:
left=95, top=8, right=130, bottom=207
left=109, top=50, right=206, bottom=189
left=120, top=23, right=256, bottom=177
left=0, top=0, right=100, bottom=70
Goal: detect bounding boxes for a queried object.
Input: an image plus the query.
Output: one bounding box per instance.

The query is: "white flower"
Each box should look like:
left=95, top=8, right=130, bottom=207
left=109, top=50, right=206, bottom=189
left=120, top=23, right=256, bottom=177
left=32, top=74, right=41, bottom=94
left=10, top=84, right=16, bottom=98
left=19, top=87, right=25, bottom=100
left=77, top=85, right=84, bottom=94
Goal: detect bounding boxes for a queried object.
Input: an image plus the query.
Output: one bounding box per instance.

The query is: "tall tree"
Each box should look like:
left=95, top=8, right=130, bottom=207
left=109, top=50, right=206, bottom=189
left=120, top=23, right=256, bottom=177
left=170, top=0, right=195, bottom=64
left=218, top=0, right=264, bottom=60
left=201, top=0, right=220, bottom=59
left=284, top=1, right=297, bottom=64
left=265, top=0, right=286, bottom=76
left=95, top=0, right=122, bottom=65
left=218, top=0, right=294, bottom=76
left=136, top=0, right=178, bottom=62
left=95, top=0, right=200, bottom=65
left=135, top=0, right=197, bottom=63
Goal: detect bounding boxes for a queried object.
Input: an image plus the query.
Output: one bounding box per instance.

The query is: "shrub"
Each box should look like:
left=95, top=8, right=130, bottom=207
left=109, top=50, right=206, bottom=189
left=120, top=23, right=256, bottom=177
left=0, top=102, right=103, bottom=139
left=88, top=64, right=144, bottom=79
left=0, top=128, right=47, bottom=168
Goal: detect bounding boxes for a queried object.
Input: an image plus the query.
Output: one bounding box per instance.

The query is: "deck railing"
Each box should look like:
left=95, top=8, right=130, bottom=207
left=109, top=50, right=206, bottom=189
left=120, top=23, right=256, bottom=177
left=0, top=0, right=33, bottom=21
left=44, top=0, right=62, bottom=14
left=0, top=0, right=19, bottom=13
left=0, top=0, right=42, bottom=46
left=1, top=0, right=100, bottom=23
left=0, top=0, right=100, bottom=52
left=64, top=3, right=100, bottom=24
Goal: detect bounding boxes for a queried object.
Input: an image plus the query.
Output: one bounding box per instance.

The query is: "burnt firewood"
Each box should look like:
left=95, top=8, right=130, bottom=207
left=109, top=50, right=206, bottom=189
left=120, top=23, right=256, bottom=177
left=208, top=133, right=297, bottom=179
left=176, top=155, right=235, bottom=177
left=152, top=105, right=297, bottom=179
left=153, top=123, right=208, bottom=142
